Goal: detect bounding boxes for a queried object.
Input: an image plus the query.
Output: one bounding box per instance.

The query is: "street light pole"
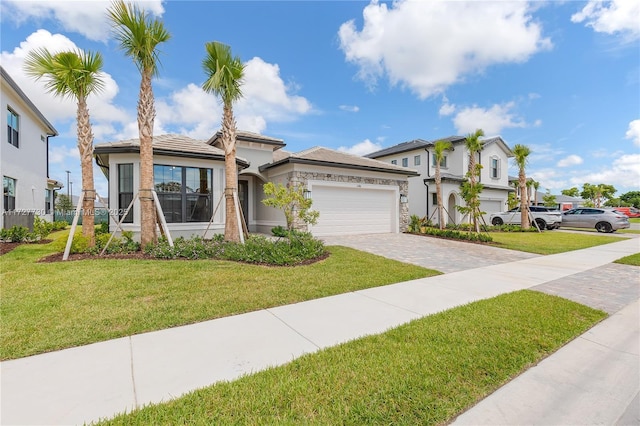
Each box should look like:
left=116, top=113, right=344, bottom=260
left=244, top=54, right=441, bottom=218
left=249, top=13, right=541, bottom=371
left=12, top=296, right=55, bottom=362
left=65, top=170, right=71, bottom=199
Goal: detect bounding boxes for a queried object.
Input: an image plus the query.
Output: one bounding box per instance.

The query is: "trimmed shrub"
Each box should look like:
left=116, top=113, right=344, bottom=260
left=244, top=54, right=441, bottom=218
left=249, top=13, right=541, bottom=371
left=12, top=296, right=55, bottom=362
left=419, top=226, right=493, bottom=243
left=143, top=233, right=326, bottom=265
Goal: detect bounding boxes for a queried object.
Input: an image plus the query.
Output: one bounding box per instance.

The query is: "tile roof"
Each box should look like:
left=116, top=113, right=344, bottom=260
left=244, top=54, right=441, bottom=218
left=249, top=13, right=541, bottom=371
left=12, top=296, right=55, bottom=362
left=94, top=134, right=249, bottom=167
left=207, top=130, right=285, bottom=148
left=365, top=139, right=430, bottom=158
left=260, top=146, right=419, bottom=176
left=367, top=135, right=513, bottom=158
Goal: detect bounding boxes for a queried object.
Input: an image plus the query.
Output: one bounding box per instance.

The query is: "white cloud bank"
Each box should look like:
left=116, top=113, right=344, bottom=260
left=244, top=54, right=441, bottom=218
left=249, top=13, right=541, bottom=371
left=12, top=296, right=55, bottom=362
left=338, top=0, right=551, bottom=98
left=1, top=0, right=165, bottom=42
left=571, top=0, right=640, bottom=41
left=625, top=119, right=640, bottom=147
left=451, top=102, right=528, bottom=135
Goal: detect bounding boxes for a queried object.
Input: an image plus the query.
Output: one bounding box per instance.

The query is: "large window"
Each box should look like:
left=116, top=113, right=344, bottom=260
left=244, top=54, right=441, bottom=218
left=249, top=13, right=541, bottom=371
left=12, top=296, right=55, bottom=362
left=154, top=165, right=213, bottom=223
left=7, top=108, right=19, bottom=148
left=3, top=176, right=16, bottom=211
left=414, top=155, right=421, bottom=166
left=490, top=157, right=500, bottom=179
left=402, top=157, right=408, bottom=167
left=432, top=153, right=447, bottom=168
left=118, top=164, right=134, bottom=223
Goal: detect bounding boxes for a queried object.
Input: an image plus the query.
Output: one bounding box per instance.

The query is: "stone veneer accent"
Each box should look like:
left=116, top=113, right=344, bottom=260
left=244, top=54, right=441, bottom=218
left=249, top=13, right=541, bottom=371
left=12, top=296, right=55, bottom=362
left=283, top=171, right=410, bottom=232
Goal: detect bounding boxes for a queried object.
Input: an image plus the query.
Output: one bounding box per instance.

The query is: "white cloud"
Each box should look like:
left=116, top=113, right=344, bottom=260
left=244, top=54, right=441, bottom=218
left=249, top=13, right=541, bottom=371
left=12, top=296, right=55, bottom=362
left=49, top=145, right=80, bottom=164
left=338, top=139, right=382, bottom=156
left=1, top=30, right=129, bottom=137
left=625, top=119, right=640, bottom=146
left=338, top=0, right=551, bottom=98
left=439, top=100, right=456, bottom=117
left=452, top=102, right=527, bottom=135
left=557, top=154, right=584, bottom=167
left=339, top=105, right=360, bottom=113
left=155, top=57, right=313, bottom=138
left=571, top=0, right=640, bottom=41
left=1, top=0, right=165, bottom=42
left=569, top=154, right=640, bottom=191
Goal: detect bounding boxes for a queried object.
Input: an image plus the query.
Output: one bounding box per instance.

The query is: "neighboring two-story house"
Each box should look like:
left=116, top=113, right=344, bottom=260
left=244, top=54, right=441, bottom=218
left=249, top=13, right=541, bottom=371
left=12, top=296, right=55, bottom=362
left=366, top=136, right=514, bottom=226
left=1, top=66, right=60, bottom=229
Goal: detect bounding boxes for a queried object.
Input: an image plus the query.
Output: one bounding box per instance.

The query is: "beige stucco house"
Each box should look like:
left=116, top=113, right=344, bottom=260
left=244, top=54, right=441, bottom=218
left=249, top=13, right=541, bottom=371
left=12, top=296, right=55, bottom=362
left=94, top=131, right=417, bottom=239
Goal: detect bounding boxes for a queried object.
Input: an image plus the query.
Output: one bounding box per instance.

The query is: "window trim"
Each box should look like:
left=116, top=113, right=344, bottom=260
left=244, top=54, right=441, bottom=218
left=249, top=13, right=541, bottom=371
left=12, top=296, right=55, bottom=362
left=3, top=176, right=16, bottom=211
left=7, top=107, right=19, bottom=148
left=431, top=153, right=447, bottom=168
left=490, top=156, right=501, bottom=179
left=118, top=163, right=134, bottom=223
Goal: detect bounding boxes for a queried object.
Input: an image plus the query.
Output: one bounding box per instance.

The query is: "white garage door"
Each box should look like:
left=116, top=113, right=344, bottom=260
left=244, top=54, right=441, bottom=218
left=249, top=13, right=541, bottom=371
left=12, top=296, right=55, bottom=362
left=480, top=200, right=503, bottom=223
left=310, top=184, right=397, bottom=236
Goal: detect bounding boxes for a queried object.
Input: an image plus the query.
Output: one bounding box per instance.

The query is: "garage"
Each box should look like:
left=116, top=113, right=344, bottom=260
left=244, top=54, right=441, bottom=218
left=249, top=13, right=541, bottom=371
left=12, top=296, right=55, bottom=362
left=309, top=183, right=398, bottom=236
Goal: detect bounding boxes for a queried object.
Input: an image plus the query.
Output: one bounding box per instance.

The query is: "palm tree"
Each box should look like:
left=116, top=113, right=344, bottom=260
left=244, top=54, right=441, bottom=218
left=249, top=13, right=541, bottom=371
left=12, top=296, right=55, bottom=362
left=202, top=41, right=245, bottom=242
left=464, top=129, right=484, bottom=232
left=512, top=144, right=532, bottom=229
left=24, top=48, right=104, bottom=246
left=108, top=0, right=170, bottom=246
left=433, top=139, right=452, bottom=230
left=531, top=180, right=540, bottom=206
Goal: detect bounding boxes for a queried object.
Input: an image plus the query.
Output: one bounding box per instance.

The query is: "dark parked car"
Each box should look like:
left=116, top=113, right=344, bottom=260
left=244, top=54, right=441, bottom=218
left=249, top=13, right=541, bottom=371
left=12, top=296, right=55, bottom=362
left=561, top=208, right=630, bottom=233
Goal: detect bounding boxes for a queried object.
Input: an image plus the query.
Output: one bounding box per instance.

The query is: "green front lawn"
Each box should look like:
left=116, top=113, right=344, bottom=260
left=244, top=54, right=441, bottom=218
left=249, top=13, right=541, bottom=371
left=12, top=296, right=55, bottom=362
left=0, top=231, right=438, bottom=360
left=99, top=291, right=605, bottom=425
left=489, top=231, right=625, bottom=254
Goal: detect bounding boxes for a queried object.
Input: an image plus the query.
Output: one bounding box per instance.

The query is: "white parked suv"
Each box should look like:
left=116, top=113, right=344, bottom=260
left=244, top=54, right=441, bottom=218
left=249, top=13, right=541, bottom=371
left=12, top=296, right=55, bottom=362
left=490, top=206, right=562, bottom=230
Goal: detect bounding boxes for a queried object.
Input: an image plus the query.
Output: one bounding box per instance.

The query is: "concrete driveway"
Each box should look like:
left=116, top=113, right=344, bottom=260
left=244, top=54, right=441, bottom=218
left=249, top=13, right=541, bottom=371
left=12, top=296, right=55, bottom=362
left=322, top=233, right=539, bottom=273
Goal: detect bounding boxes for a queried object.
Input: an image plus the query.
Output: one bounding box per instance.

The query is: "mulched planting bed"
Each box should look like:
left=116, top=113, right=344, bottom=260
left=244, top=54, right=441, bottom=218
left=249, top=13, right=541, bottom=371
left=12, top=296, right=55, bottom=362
left=37, top=250, right=331, bottom=266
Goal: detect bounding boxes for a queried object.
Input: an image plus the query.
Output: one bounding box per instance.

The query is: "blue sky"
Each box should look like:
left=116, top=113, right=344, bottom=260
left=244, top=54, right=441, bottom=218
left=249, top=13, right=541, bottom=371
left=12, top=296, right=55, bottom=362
left=1, top=0, right=639, bottom=199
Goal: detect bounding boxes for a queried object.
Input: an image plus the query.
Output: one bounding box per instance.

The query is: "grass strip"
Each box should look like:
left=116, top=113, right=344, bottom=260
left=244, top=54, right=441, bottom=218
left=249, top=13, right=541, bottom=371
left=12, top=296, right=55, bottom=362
left=489, top=231, right=624, bottom=254
left=614, top=252, right=640, bottom=266
left=98, top=290, right=605, bottom=425
left=1, top=232, right=437, bottom=360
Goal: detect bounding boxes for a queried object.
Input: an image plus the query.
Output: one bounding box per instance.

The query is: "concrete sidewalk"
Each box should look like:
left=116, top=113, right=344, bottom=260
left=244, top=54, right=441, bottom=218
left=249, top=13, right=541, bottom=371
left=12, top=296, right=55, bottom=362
left=1, top=237, right=638, bottom=425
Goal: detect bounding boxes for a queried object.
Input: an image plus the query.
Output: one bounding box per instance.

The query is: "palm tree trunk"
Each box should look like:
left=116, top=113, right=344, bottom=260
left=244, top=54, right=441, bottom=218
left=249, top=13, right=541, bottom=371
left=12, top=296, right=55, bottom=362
left=222, top=105, right=240, bottom=242
left=139, top=71, right=157, bottom=246
left=436, top=166, right=444, bottom=230
left=519, top=171, right=530, bottom=229
left=77, top=97, right=95, bottom=246
left=468, top=154, right=480, bottom=233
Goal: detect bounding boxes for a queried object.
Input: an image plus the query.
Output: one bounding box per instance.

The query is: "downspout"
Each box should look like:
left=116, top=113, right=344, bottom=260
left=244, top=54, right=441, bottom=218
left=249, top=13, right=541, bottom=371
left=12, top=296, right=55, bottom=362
left=423, top=180, right=429, bottom=219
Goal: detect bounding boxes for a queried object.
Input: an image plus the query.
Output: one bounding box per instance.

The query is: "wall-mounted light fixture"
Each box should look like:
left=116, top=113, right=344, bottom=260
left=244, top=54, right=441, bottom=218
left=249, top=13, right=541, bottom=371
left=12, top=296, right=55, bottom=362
left=303, top=189, right=312, bottom=200
left=400, top=194, right=408, bottom=203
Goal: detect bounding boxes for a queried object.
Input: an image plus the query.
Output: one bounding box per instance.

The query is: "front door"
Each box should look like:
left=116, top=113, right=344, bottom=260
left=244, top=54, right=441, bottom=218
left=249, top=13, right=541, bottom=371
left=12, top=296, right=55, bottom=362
left=238, top=180, right=249, bottom=229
